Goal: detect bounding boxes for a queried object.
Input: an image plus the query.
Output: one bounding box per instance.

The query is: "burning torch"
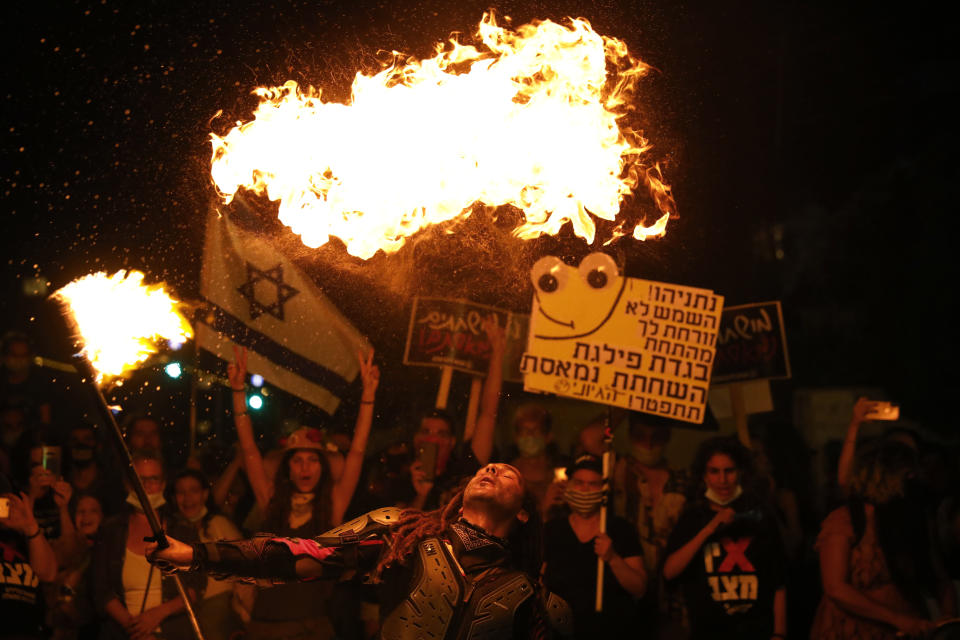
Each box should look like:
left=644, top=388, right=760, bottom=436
left=52, top=270, right=206, bottom=640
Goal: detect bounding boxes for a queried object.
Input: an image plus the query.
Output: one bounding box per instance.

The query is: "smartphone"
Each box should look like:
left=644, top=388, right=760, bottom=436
left=553, top=467, right=568, bottom=483
left=42, top=446, right=62, bottom=477
left=416, top=441, right=438, bottom=482
left=0, top=497, right=9, bottom=519
left=865, top=402, right=900, bottom=421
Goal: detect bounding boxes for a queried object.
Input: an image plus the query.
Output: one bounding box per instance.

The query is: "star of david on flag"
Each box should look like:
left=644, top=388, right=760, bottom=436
left=198, top=210, right=368, bottom=414
left=236, top=263, right=299, bottom=321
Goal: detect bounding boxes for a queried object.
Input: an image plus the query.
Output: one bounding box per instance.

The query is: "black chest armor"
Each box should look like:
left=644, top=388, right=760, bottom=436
left=380, top=533, right=535, bottom=640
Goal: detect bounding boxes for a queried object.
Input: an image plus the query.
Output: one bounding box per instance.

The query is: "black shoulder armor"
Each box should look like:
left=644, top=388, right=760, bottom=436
left=314, top=507, right=402, bottom=546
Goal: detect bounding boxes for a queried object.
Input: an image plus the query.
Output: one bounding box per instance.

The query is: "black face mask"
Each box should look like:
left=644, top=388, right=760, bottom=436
left=70, top=445, right=96, bottom=467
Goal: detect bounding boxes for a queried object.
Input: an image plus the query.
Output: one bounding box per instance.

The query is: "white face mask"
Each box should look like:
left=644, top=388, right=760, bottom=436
left=705, top=484, right=743, bottom=506
left=126, top=490, right=166, bottom=512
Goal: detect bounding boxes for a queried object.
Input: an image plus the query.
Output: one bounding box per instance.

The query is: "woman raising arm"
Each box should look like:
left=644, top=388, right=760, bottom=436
left=227, top=345, right=379, bottom=525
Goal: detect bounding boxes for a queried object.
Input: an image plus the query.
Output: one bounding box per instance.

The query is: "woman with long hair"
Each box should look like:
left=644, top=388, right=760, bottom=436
left=228, top=346, right=379, bottom=640
left=664, top=436, right=787, bottom=640
left=810, top=440, right=955, bottom=639
left=91, top=450, right=203, bottom=640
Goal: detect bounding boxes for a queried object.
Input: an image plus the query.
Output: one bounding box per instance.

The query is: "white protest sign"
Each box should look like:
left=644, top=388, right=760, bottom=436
left=521, top=253, right=723, bottom=424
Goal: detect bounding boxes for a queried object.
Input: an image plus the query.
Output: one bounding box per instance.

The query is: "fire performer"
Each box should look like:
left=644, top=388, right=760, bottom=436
left=148, top=463, right=572, bottom=639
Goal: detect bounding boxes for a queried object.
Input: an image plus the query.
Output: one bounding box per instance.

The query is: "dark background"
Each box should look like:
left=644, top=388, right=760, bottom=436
left=2, top=1, right=957, bottom=439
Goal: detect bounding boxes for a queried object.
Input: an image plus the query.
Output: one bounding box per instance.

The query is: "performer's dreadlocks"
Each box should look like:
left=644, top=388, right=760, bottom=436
left=375, top=488, right=543, bottom=581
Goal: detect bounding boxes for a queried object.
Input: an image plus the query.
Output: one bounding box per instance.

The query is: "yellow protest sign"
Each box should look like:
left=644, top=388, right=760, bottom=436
left=522, top=253, right=724, bottom=423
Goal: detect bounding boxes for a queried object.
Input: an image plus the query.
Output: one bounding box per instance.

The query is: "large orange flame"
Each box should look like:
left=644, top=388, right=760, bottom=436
left=211, top=13, right=673, bottom=258
left=53, top=271, right=193, bottom=384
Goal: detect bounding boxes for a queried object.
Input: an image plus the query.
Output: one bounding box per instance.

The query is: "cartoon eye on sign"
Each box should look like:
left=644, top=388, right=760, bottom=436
left=531, top=252, right=626, bottom=340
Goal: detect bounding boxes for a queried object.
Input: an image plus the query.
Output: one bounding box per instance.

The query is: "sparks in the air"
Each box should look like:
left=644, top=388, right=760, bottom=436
left=53, top=270, right=193, bottom=384
left=210, top=12, right=674, bottom=259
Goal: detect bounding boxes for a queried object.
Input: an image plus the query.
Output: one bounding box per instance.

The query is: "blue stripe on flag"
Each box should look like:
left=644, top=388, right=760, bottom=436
left=197, top=303, right=352, bottom=398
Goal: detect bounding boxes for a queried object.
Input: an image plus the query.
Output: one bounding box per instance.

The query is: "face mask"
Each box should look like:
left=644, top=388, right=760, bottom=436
left=564, top=486, right=604, bottom=516
left=186, top=506, right=208, bottom=523
left=516, top=434, right=547, bottom=457
left=71, top=445, right=95, bottom=467
left=632, top=444, right=664, bottom=467
left=705, top=484, right=743, bottom=506
left=126, top=490, right=166, bottom=512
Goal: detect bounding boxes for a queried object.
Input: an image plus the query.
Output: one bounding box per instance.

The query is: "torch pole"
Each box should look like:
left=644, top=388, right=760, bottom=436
left=595, top=407, right=615, bottom=612
left=70, top=355, right=207, bottom=640
left=188, top=325, right=199, bottom=459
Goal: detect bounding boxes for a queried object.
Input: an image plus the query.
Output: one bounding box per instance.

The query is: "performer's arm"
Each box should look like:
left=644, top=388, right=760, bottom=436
left=471, top=315, right=505, bottom=466
left=149, top=533, right=384, bottom=583
left=331, top=349, right=379, bottom=524
left=149, top=508, right=400, bottom=584
left=229, top=346, right=273, bottom=512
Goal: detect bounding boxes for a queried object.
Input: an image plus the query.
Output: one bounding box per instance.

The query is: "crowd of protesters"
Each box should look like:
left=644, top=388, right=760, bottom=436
left=2, top=326, right=960, bottom=640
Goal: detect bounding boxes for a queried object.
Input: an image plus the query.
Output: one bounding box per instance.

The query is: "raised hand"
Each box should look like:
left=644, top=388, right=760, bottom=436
left=481, top=314, right=506, bottom=354
left=851, top=397, right=877, bottom=424
left=52, top=480, right=73, bottom=509
left=227, top=345, right=248, bottom=391
left=0, top=493, right=40, bottom=536
left=358, top=348, right=380, bottom=399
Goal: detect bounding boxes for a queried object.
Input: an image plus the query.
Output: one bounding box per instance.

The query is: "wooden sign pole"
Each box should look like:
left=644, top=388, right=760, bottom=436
left=462, top=376, right=483, bottom=441
left=595, top=409, right=614, bottom=612
left=435, top=365, right=454, bottom=410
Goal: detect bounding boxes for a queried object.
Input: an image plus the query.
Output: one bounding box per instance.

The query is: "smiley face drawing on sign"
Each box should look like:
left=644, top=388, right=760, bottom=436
left=531, top=252, right=627, bottom=340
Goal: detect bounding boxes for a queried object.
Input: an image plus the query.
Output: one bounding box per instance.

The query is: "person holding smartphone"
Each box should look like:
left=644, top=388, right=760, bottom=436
left=0, top=471, right=57, bottom=640
left=406, top=315, right=506, bottom=511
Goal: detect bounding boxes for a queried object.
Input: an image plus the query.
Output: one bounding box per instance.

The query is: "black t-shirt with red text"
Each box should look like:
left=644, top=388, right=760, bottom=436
left=665, top=495, right=786, bottom=640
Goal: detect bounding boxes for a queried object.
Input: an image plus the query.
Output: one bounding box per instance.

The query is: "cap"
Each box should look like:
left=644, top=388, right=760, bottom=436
left=280, top=426, right=328, bottom=452
left=566, top=454, right=603, bottom=477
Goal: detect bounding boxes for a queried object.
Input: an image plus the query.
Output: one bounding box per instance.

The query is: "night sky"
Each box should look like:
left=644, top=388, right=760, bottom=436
left=2, top=1, right=957, bottom=432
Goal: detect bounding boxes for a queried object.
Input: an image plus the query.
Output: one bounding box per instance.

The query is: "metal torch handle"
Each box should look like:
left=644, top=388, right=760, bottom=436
left=72, top=354, right=206, bottom=640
